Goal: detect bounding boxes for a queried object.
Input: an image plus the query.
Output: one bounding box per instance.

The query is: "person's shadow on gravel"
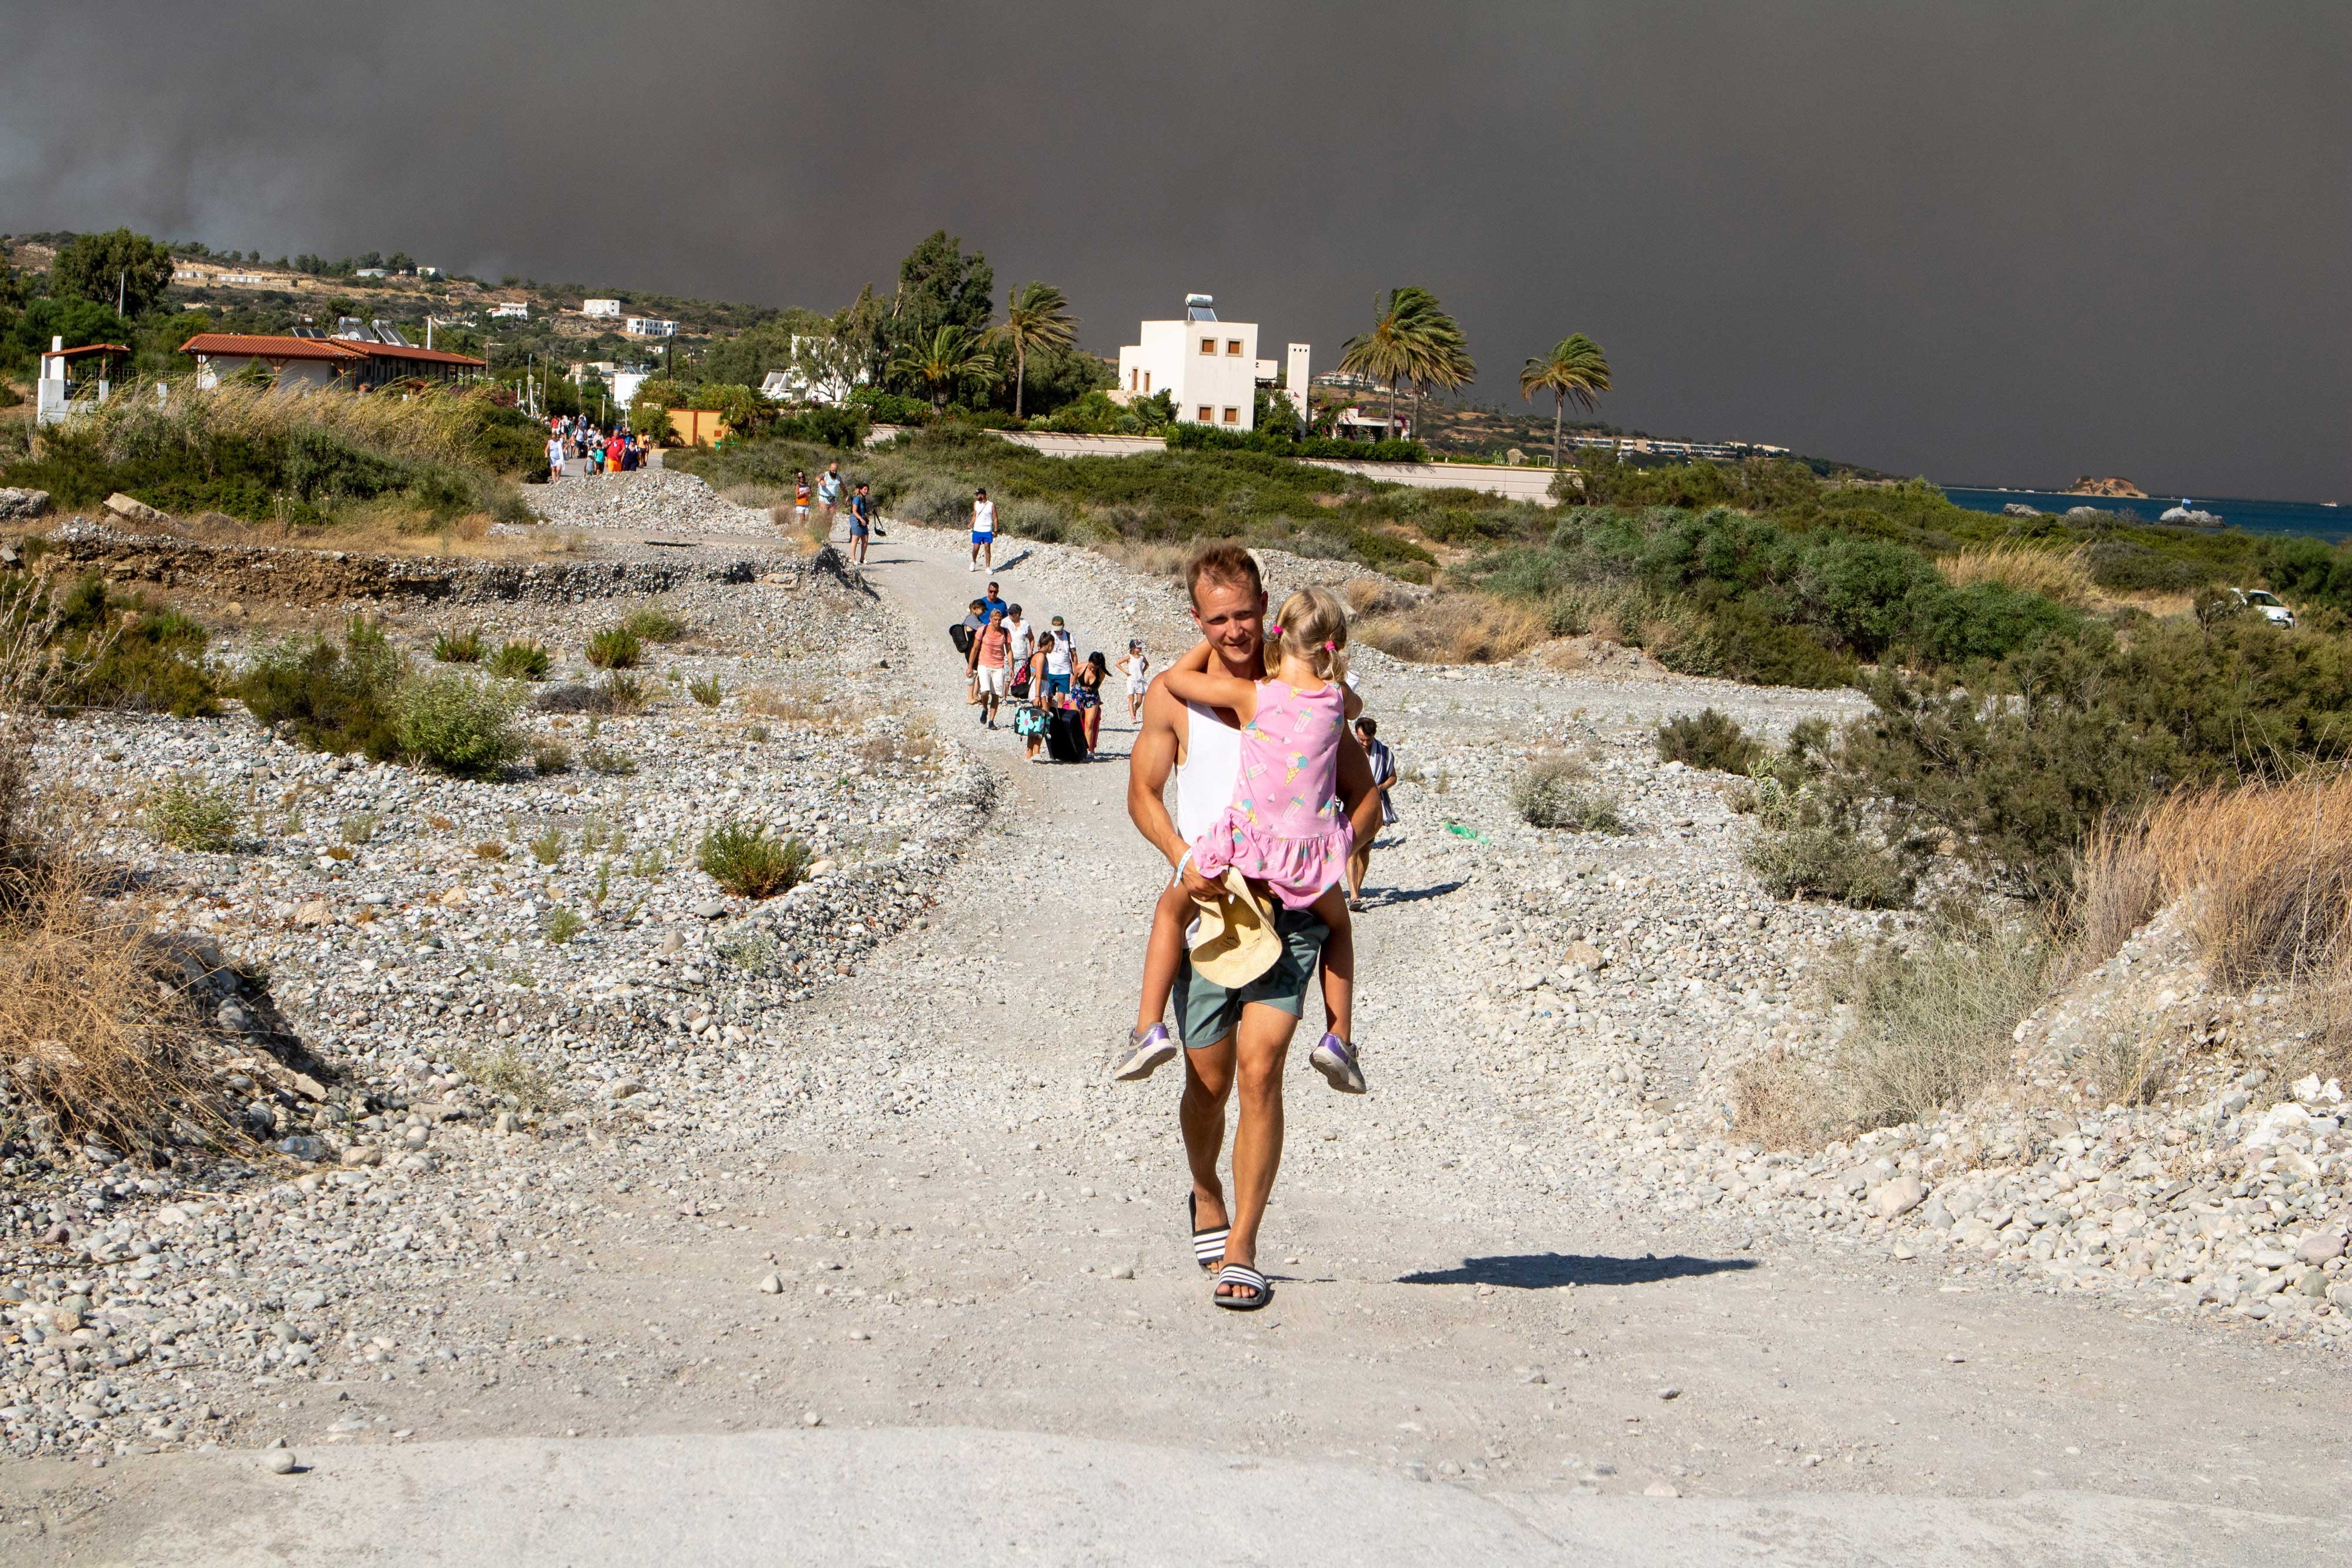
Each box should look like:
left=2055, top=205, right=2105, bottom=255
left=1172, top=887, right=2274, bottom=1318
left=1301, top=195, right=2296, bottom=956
left=1362, top=877, right=1465, bottom=908
left=1398, top=1253, right=1759, bottom=1289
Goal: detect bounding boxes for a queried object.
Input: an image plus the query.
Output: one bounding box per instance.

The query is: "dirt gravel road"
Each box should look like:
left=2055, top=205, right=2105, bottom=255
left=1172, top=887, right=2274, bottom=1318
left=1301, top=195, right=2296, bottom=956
left=15, top=523, right=2350, bottom=1566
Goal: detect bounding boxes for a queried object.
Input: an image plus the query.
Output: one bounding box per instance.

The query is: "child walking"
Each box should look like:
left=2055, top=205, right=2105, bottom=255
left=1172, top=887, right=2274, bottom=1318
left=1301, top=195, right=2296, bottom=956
left=1112, top=586, right=1365, bottom=1095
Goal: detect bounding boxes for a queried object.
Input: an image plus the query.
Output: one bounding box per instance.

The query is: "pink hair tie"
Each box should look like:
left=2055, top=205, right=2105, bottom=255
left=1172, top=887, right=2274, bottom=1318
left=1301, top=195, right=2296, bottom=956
left=1322, top=639, right=1336, bottom=650
left=1267, top=623, right=1284, bottom=637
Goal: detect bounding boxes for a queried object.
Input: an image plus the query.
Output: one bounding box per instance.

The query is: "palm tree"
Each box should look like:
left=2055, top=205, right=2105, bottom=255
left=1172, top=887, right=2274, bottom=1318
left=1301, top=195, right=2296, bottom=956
left=1408, top=323, right=1475, bottom=443
left=1518, top=334, right=1613, bottom=469
left=1338, top=287, right=1445, bottom=436
left=889, top=324, right=995, bottom=414
left=990, top=282, right=1077, bottom=420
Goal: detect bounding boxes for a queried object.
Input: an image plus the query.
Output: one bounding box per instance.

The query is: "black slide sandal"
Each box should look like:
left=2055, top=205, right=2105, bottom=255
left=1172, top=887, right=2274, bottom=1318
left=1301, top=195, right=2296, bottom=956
left=1188, top=1193, right=1229, bottom=1273
left=1212, top=1264, right=1272, bottom=1311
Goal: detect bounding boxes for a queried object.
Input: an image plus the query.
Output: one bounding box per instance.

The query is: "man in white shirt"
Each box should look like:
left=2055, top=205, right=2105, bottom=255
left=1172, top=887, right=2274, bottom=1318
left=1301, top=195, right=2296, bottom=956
left=970, top=487, right=995, bottom=572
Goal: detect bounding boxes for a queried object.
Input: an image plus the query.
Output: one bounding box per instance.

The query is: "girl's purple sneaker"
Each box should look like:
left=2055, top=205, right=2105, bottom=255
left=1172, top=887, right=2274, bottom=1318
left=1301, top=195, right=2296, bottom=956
left=1110, top=1022, right=1178, bottom=1081
left=1309, top=1032, right=1366, bottom=1094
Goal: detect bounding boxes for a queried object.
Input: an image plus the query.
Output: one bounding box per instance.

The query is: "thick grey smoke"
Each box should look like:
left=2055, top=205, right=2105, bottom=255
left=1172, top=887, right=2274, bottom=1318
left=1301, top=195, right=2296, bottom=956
left=6, top=1, right=2347, bottom=499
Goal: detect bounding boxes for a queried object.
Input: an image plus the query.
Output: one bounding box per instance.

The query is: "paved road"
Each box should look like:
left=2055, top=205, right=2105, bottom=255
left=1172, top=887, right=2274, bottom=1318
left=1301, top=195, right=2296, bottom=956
left=22, top=523, right=2350, bottom=1567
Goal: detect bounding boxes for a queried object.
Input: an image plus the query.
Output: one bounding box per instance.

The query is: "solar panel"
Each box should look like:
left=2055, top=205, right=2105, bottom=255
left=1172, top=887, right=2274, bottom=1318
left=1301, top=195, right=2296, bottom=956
left=371, top=321, right=412, bottom=347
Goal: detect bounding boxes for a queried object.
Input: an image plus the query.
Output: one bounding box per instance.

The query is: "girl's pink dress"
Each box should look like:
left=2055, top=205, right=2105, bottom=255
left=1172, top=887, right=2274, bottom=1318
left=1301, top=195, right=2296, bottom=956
left=1193, top=678, right=1354, bottom=911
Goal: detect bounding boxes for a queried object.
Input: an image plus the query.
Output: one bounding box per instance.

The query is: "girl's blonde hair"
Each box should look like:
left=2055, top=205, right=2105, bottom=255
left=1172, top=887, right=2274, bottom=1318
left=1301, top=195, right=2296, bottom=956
left=1271, top=586, right=1349, bottom=684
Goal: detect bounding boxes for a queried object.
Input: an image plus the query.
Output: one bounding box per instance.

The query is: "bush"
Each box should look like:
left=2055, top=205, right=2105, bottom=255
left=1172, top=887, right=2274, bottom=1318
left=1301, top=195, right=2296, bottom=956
left=531, top=740, right=572, bottom=775
left=1830, top=617, right=2352, bottom=901
left=697, top=821, right=810, bottom=898
left=1819, top=921, right=2052, bottom=1130
left=1166, top=423, right=1428, bottom=463
left=582, top=745, right=637, bottom=776
left=487, top=640, right=550, bottom=680
left=1745, top=821, right=1907, bottom=908
left=689, top=674, right=723, bottom=707
left=144, top=777, right=238, bottom=852
left=544, top=908, right=585, bottom=945
left=620, top=610, right=687, bottom=644
left=1355, top=594, right=1549, bottom=666
left=237, top=618, right=404, bottom=760
left=1656, top=709, right=1762, bottom=773
left=431, top=628, right=485, bottom=664
left=586, top=627, right=642, bottom=669
left=769, top=406, right=870, bottom=448
left=1509, top=757, right=1626, bottom=832
left=391, top=672, right=524, bottom=777
left=529, top=827, right=564, bottom=865
left=0, top=575, right=220, bottom=718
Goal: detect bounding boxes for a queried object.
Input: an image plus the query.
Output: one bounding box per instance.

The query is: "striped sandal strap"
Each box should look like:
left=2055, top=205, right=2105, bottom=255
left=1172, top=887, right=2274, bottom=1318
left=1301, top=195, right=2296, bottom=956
left=1212, top=1265, right=1271, bottom=1310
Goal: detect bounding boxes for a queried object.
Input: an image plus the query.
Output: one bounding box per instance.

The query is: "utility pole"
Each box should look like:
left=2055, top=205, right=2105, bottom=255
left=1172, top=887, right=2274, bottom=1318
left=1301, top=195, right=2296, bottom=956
left=116, top=270, right=125, bottom=318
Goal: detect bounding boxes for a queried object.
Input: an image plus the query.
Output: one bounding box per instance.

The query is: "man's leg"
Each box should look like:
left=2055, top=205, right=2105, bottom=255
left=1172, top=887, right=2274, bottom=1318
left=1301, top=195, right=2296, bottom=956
left=1180, top=1032, right=1236, bottom=1248
left=1217, top=1001, right=1297, bottom=1298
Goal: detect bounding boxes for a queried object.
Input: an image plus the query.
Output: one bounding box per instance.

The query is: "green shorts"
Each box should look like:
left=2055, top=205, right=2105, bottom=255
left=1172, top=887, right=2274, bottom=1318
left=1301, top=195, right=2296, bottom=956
left=1173, top=906, right=1330, bottom=1052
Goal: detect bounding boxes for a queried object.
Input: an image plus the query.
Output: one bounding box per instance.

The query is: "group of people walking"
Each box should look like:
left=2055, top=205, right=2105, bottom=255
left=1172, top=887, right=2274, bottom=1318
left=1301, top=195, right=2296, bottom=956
left=951, top=581, right=1140, bottom=765
left=789, top=460, right=879, bottom=564
left=544, top=414, right=648, bottom=478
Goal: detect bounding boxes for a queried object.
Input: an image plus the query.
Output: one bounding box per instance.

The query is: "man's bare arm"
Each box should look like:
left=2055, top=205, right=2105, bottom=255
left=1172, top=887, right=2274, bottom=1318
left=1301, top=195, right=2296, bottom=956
left=1128, top=681, right=1221, bottom=898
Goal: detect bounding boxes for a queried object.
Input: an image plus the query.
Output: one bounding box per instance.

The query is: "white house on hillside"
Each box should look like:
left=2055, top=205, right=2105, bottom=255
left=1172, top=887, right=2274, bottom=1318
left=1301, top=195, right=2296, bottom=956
left=625, top=316, right=677, bottom=338
left=1117, top=295, right=1303, bottom=432
left=582, top=298, right=622, bottom=319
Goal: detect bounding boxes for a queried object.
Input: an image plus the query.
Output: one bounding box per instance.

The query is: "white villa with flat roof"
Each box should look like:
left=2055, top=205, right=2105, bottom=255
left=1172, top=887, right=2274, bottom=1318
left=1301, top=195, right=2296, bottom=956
left=1118, top=295, right=1301, bottom=432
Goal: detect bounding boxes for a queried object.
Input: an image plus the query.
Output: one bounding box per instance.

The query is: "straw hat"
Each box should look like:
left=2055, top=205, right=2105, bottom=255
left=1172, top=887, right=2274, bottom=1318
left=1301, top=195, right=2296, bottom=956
left=1188, top=869, right=1281, bottom=989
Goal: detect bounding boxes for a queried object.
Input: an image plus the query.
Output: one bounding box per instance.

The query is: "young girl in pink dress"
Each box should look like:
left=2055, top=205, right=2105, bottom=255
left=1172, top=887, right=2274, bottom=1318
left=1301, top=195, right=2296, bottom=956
left=1114, top=586, right=1364, bottom=1097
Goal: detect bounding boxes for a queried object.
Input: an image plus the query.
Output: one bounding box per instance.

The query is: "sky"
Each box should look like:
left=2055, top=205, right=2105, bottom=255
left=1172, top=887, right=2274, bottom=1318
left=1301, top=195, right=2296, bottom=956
left=6, top=2, right=2347, bottom=499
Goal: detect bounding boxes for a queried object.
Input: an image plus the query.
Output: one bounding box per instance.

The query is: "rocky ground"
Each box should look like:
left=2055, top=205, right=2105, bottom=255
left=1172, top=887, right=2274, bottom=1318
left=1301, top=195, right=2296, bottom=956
left=2, top=472, right=2346, bottom=1563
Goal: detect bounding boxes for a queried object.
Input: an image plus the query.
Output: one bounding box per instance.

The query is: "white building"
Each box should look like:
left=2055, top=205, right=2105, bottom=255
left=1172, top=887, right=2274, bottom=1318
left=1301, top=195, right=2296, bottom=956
left=1117, top=295, right=1300, bottom=432
left=355, top=268, right=388, bottom=280
left=759, top=336, right=868, bottom=405
left=35, top=336, right=129, bottom=426
left=582, top=298, right=622, bottom=319
left=489, top=302, right=531, bottom=320
left=625, top=316, right=677, bottom=339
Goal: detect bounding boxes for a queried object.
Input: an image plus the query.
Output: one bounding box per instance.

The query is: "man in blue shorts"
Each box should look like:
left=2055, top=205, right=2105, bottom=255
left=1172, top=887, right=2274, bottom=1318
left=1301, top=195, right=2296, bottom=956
left=970, top=487, right=995, bottom=572
left=847, top=482, right=874, bottom=566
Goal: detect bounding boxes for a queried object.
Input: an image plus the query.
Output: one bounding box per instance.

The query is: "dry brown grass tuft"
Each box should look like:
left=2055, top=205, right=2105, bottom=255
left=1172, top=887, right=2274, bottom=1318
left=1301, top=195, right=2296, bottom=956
left=1730, top=1048, right=1840, bottom=1151
left=2081, top=773, right=2352, bottom=988
left=743, top=679, right=857, bottom=730
left=1357, top=593, right=1549, bottom=665
left=1094, top=540, right=1194, bottom=580
left=2073, top=772, right=2352, bottom=1078
left=1937, top=543, right=2097, bottom=606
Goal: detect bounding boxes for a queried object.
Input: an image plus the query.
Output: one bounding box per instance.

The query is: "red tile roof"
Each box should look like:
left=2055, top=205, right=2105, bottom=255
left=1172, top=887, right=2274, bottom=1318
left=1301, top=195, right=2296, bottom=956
left=178, top=333, right=365, bottom=360
left=350, top=341, right=487, bottom=368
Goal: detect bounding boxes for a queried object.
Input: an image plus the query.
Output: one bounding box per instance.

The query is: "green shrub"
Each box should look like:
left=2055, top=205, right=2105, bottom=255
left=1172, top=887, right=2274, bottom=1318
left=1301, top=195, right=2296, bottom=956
left=0, top=574, right=220, bottom=717
left=237, top=618, right=404, bottom=760
left=532, top=740, right=572, bottom=774
left=543, top=908, right=586, bottom=945
left=620, top=610, right=687, bottom=644
left=144, top=777, right=238, bottom=852
left=392, top=672, right=524, bottom=777
left=689, top=673, right=723, bottom=708
left=583, top=745, right=637, bottom=776
left=697, top=821, right=810, bottom=898
left=1830, top=617, right=2352, bottom=901
left=1656, top=708, right=1762, bottom=773
left=529, top=827, right=564, bottom=865
left=1745, top=821, right=1907, bottom=908
left=431, top=628, right=485, bottom=663
left=586, top=627, right=642, bottom=669
left=487, top=640, right=550, bottom=680
left=337, top=811, right=379, bottom=844
left=599, top=674, right=649, bottom=715
left=1509, top=757, right=1626, bottom=833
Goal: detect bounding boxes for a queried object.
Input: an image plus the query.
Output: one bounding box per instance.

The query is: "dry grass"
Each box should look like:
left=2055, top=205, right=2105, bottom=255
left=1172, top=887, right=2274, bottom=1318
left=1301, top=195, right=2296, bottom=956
left=130, top=503, right=577, bottom=561
left=1093, top=540, right=1193, bottom=579
left=1357, top=592, right=1549, bottom=665
left=1936, top=543, right=2097, bottom=607
left=743, top=679, right=857, bottom=730
left=2073, top=773, right=2352, bottom=1077
left=1819, top=922, right=2054, bottom=1133
left=1730, top=1048, right=1840, bottom=1150
left=59, top=378, right=503, bottom=469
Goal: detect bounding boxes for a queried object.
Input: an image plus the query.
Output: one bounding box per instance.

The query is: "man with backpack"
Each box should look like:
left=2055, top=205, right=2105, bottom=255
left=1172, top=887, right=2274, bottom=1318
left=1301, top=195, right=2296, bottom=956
left=953, top=599, right=986, bottom=704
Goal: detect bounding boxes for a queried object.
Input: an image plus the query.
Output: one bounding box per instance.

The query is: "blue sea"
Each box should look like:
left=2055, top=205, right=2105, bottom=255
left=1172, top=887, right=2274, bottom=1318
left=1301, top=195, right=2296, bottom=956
left=1943, top=487, right=2352, bottom=544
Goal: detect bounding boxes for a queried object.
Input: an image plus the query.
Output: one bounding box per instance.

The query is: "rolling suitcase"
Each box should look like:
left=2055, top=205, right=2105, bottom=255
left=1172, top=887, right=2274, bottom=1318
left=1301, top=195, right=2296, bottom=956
left=1046, top=708, right=1088, bottom=763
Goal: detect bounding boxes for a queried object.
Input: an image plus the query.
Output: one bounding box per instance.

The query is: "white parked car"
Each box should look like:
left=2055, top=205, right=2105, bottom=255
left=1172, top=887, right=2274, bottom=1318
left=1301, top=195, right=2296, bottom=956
left=2231, top=588, right=2295, bottom=628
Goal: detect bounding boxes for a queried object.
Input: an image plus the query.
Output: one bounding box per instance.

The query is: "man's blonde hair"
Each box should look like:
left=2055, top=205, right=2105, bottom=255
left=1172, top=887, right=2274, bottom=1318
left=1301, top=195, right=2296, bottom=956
left=1184, top=541, right=1263, bottom=608
left=1272, top=586, right=1349, bottom=683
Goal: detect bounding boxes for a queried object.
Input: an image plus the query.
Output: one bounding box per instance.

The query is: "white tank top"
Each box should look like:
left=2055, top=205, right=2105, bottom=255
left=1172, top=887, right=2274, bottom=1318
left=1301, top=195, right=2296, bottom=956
left=1175, top=700, right=1241, bottom=844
